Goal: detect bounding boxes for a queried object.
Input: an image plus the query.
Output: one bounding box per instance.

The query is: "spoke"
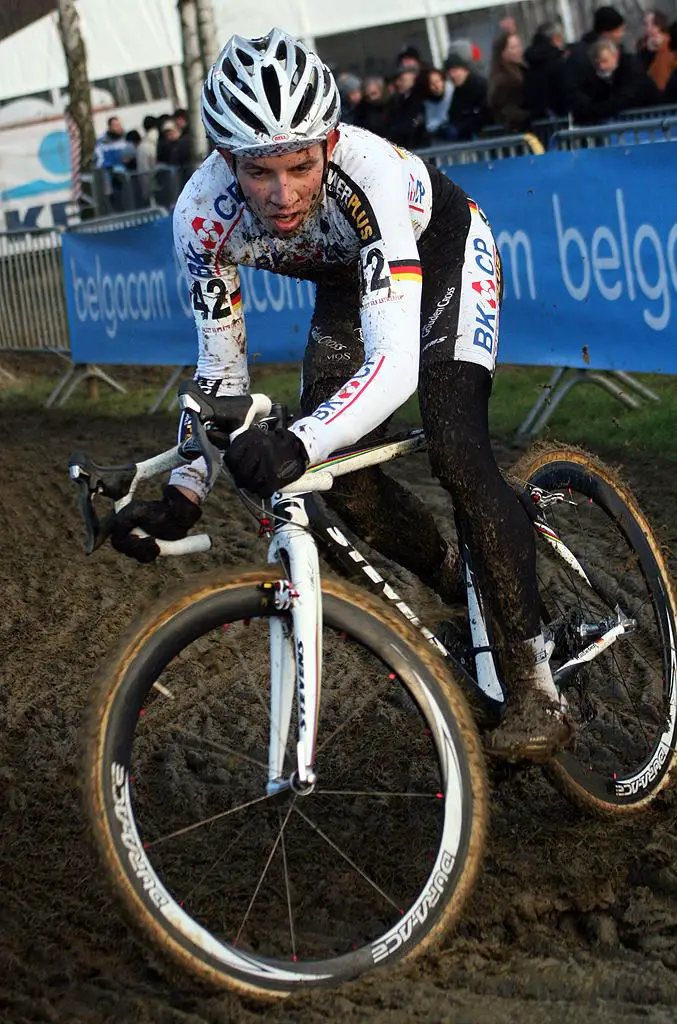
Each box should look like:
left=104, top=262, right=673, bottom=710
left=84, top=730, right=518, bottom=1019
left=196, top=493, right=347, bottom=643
left=181, top=822, right=251, bottom=905
left=234, top=800, right=296, bottom=947
left=145, top=791, right=278, bottom=849
left=292, top=805, right=402, bottom=914
left=316, top=789, right=439, bottom=799
left=178, top=732, right=267, bottom=770
left=278, top=809, right=297, bottom=962
left=316, top=678, right=392, bottom=755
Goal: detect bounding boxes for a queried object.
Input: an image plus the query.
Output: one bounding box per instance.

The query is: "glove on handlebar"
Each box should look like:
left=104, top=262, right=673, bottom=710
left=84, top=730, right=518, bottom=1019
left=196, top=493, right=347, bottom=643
left=226, top=427, right=309, bottom=499
left=111, top=484, right=202, bottom=563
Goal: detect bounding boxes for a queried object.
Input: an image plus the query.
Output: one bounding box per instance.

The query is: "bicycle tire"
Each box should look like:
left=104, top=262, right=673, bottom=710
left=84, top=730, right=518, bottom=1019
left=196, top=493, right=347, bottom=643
left=513, top=444, right=677, bottom=817
left=84, top=568, right=487, bottom=998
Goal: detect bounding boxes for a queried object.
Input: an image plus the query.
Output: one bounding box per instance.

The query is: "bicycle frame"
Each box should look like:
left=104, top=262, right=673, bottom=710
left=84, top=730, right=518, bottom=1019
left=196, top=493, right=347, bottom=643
left=79, top=422, right=637, bottom=795
left=262, top=430, right=506, bottom=794
left=260, top=430, right=638, bottom=794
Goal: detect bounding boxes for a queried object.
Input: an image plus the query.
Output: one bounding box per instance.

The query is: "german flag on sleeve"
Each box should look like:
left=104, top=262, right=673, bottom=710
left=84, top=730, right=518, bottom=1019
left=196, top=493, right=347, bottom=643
left=389, top=258, right=422, bottom=284
left=230, top=287, right=243, bottom=314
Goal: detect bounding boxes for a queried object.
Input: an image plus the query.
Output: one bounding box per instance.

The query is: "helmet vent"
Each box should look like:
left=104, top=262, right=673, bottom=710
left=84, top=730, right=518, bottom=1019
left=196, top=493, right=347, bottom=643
left=223, top=89, right=268, bottom=136
left=291, top=67, right=319, bottom=128
left=261, top=64, right=282, bottom=120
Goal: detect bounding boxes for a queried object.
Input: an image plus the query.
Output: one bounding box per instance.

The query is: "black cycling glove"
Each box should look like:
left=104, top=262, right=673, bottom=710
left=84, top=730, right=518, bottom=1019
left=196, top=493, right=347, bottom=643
left=111, top=484, right=202, bottom=564
left=226, top=427, right=309, bottom=498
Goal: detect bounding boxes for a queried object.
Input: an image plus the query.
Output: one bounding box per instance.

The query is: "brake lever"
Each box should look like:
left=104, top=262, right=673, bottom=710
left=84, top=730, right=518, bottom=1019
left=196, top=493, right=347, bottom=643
left=69, top=454, right=130, bottom=554
left=178, top=407, right=224, bottom=491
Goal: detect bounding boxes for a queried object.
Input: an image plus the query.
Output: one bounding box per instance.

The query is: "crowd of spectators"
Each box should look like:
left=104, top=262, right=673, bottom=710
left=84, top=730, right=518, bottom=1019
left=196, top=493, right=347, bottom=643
left=91, top=7, right=677, bottom=213
left=93, top=108, right=192, bottom=211
left=337, top=6, right=677, bottom=148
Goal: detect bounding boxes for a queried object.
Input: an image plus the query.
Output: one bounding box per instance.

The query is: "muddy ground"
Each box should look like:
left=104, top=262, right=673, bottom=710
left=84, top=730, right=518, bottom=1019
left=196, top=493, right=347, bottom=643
left=2, top=368, right=677, bottom=1023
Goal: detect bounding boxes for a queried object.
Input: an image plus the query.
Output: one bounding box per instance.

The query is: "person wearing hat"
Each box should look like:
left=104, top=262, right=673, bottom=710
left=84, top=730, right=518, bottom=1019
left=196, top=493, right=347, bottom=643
left=563, top=5, right=660, bottom=122
left=439, top=51, right=489, bottom=140
left=337, top=72, right=363, bottom=125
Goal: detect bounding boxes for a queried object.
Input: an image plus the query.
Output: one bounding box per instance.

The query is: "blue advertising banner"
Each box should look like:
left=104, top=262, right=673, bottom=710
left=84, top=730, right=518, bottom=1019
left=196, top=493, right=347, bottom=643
left=62, top=141, right=677, bottom=372
left=446, top=141, right=677, bottom=372
left=62, top=219, right=314, bottom=365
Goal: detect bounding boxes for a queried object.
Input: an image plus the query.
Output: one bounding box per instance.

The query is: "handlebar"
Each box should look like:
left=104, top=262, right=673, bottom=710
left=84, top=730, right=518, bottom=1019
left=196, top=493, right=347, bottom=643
left=69, top=381, right=285, bottom=556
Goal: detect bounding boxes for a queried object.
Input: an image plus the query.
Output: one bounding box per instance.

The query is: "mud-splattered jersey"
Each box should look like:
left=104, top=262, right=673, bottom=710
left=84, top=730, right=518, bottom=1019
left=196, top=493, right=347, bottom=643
left=171, top=124, right=437, bottom=497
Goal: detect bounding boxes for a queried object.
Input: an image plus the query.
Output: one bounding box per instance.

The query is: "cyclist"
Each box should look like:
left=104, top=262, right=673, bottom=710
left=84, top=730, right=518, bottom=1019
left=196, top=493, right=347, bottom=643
left=111, top=28, right=571, bottom=763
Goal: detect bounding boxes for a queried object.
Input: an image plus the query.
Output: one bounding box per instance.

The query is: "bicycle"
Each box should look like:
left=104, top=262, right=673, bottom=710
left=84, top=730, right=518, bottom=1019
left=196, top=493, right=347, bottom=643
left=70, top=380, right=677, bottom=998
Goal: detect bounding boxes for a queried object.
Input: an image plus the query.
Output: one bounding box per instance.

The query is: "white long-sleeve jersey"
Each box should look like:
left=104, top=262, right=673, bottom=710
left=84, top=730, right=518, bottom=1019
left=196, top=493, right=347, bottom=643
left=170, top=124, right=436, bottom=499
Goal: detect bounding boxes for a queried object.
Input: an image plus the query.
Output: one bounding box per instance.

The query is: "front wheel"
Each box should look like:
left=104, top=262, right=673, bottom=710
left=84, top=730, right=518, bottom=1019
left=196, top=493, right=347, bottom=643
left=85, top=569, right=487, bottom=998
left=513, top=444, right=677, bottom=817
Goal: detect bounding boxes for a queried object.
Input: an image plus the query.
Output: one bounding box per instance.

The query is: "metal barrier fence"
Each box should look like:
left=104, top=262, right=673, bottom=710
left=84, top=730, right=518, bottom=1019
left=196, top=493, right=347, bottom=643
left=550, top=115, right=677, bottom=150
left=415, top=133, right=537, bottom=167
left=0, top=228, right=69, bottom=353
left=0, top=207, right=171, bottom=359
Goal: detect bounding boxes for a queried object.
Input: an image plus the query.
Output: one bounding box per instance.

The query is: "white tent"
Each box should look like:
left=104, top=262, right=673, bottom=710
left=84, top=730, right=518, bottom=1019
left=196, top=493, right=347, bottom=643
left=0, top=0, right=577, bottom=105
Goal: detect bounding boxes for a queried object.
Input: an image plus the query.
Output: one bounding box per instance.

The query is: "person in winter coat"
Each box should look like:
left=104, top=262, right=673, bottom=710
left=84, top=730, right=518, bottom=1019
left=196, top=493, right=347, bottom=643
left=420, top=67, right=455, bottom=139
left=664, top=21, right=677, bottom=101
left=352, top=77, right=392, bottom=137
left=386, top=66, right=428, bottom=149
left=488, top=31, right=531, bottom=131
left=563, top=6, right=659, bottom=122
left=523, top=21, right=568, bottom=118
left=439, top=52, right=490, bottom=141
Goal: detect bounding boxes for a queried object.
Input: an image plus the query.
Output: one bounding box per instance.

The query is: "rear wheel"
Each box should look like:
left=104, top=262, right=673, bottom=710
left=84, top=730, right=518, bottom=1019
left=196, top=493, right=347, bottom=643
left=513, top=445, right=677, bottom=817
left=85, top=569, right=487, bottom=997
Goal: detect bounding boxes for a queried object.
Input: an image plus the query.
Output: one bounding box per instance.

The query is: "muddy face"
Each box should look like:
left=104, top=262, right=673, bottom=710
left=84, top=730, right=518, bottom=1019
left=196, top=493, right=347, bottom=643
left=233, top=144, right=328, bottom=237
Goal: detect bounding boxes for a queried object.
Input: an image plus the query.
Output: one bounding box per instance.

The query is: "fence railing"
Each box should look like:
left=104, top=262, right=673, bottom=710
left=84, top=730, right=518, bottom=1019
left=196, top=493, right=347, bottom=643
left=0, top=228, right=69, bottom=353
left=416, top=133, right=539, bottom=167
left=0, top=208, right=170, bottom=359
left=550, top=115, right=677, bottom=150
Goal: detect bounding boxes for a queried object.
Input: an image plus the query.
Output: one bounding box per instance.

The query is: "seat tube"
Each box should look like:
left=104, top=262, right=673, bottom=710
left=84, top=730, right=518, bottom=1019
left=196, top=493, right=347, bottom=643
left=268, top=492, right=323, bottom=786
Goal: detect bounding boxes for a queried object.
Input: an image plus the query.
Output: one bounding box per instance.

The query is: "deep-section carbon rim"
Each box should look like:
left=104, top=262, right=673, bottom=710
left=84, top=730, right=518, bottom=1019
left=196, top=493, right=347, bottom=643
left=523, top=458, right=677, bottom=809
left=92, top=580, right=480, bottom=993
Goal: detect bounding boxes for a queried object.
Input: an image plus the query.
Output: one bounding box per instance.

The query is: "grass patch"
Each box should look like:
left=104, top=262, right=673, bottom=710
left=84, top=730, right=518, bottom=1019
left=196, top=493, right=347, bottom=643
left=1, top=358, right=675, bottom=456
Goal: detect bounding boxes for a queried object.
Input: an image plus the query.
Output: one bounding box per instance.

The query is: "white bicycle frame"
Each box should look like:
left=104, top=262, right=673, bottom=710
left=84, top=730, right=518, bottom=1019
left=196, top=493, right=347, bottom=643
left=104, top=401, right=636, bottom=797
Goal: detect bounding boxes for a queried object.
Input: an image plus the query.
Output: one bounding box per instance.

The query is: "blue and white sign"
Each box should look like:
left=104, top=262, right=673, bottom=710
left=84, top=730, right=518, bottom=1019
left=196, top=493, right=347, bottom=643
left=447, top=141, right=677, bottom=372
left=61, top=141, right=677, bottom=373
left=62, top=218, right=314, bottom=365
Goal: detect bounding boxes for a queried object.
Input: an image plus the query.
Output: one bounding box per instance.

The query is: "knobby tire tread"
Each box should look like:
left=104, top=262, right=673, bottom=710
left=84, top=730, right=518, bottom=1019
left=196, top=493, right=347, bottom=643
left=83, top=567, right=488, bottom=999
left=512, top=443, right=677, bottom=818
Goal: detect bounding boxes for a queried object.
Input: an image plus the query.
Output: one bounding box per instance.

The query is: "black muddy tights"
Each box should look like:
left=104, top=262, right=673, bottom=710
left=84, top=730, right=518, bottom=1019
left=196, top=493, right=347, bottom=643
left=302, top=359, right=540, bottom=677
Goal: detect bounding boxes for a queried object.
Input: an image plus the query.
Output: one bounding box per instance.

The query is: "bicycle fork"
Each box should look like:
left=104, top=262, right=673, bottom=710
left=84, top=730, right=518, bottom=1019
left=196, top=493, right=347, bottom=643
left=263, top=494, right=322, bottom=796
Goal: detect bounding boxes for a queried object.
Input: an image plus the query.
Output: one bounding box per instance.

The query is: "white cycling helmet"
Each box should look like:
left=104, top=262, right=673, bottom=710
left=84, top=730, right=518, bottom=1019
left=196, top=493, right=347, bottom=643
left=202, top=28, right=341, bottom=156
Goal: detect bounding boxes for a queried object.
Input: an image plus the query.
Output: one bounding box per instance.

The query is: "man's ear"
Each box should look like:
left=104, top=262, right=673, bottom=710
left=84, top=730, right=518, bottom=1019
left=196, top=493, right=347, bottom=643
left=325, top=127, right=341, bottom=160
left=217, top=147, right=236, bottom=172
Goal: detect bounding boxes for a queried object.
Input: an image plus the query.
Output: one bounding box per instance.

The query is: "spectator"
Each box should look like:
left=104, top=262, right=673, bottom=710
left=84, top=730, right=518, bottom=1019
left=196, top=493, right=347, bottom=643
left=337, top=73, right=363, bottom=125
left=396, top=45, right=423, bottom=73
left=94, top=115, right=135, bottom=212
left=136, top=115, right=159, bottom=205
left=352, top=76, right=392, bottom=137
left=637, top=10, right=667, bottom=66
left=523, top=21, right=568, bottom=118
left=564, top=6, right=660, bottom=122
left=419, top=66, right=454, bottom=139
left=156, top=115, right=176, bottom=163
left=447, top=37, right=485, bottom=74
left=94, top=116, right=133, bottom=171
left=573, top=38, right=658, bottom=123
left=125, top=129, right=141, bottom=167
left=488, top=31, right=531, bottom=131
left=641, top=11, right=676, bottom=91
left=174, top=107, right=189, bottom=135
left=137, top=115, right=159, bottom=175
left=386, top=65, right=427, bottom=148
left=440, top=51, right=489, bottom=141
left=665, top=22, right=677, bottom=100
